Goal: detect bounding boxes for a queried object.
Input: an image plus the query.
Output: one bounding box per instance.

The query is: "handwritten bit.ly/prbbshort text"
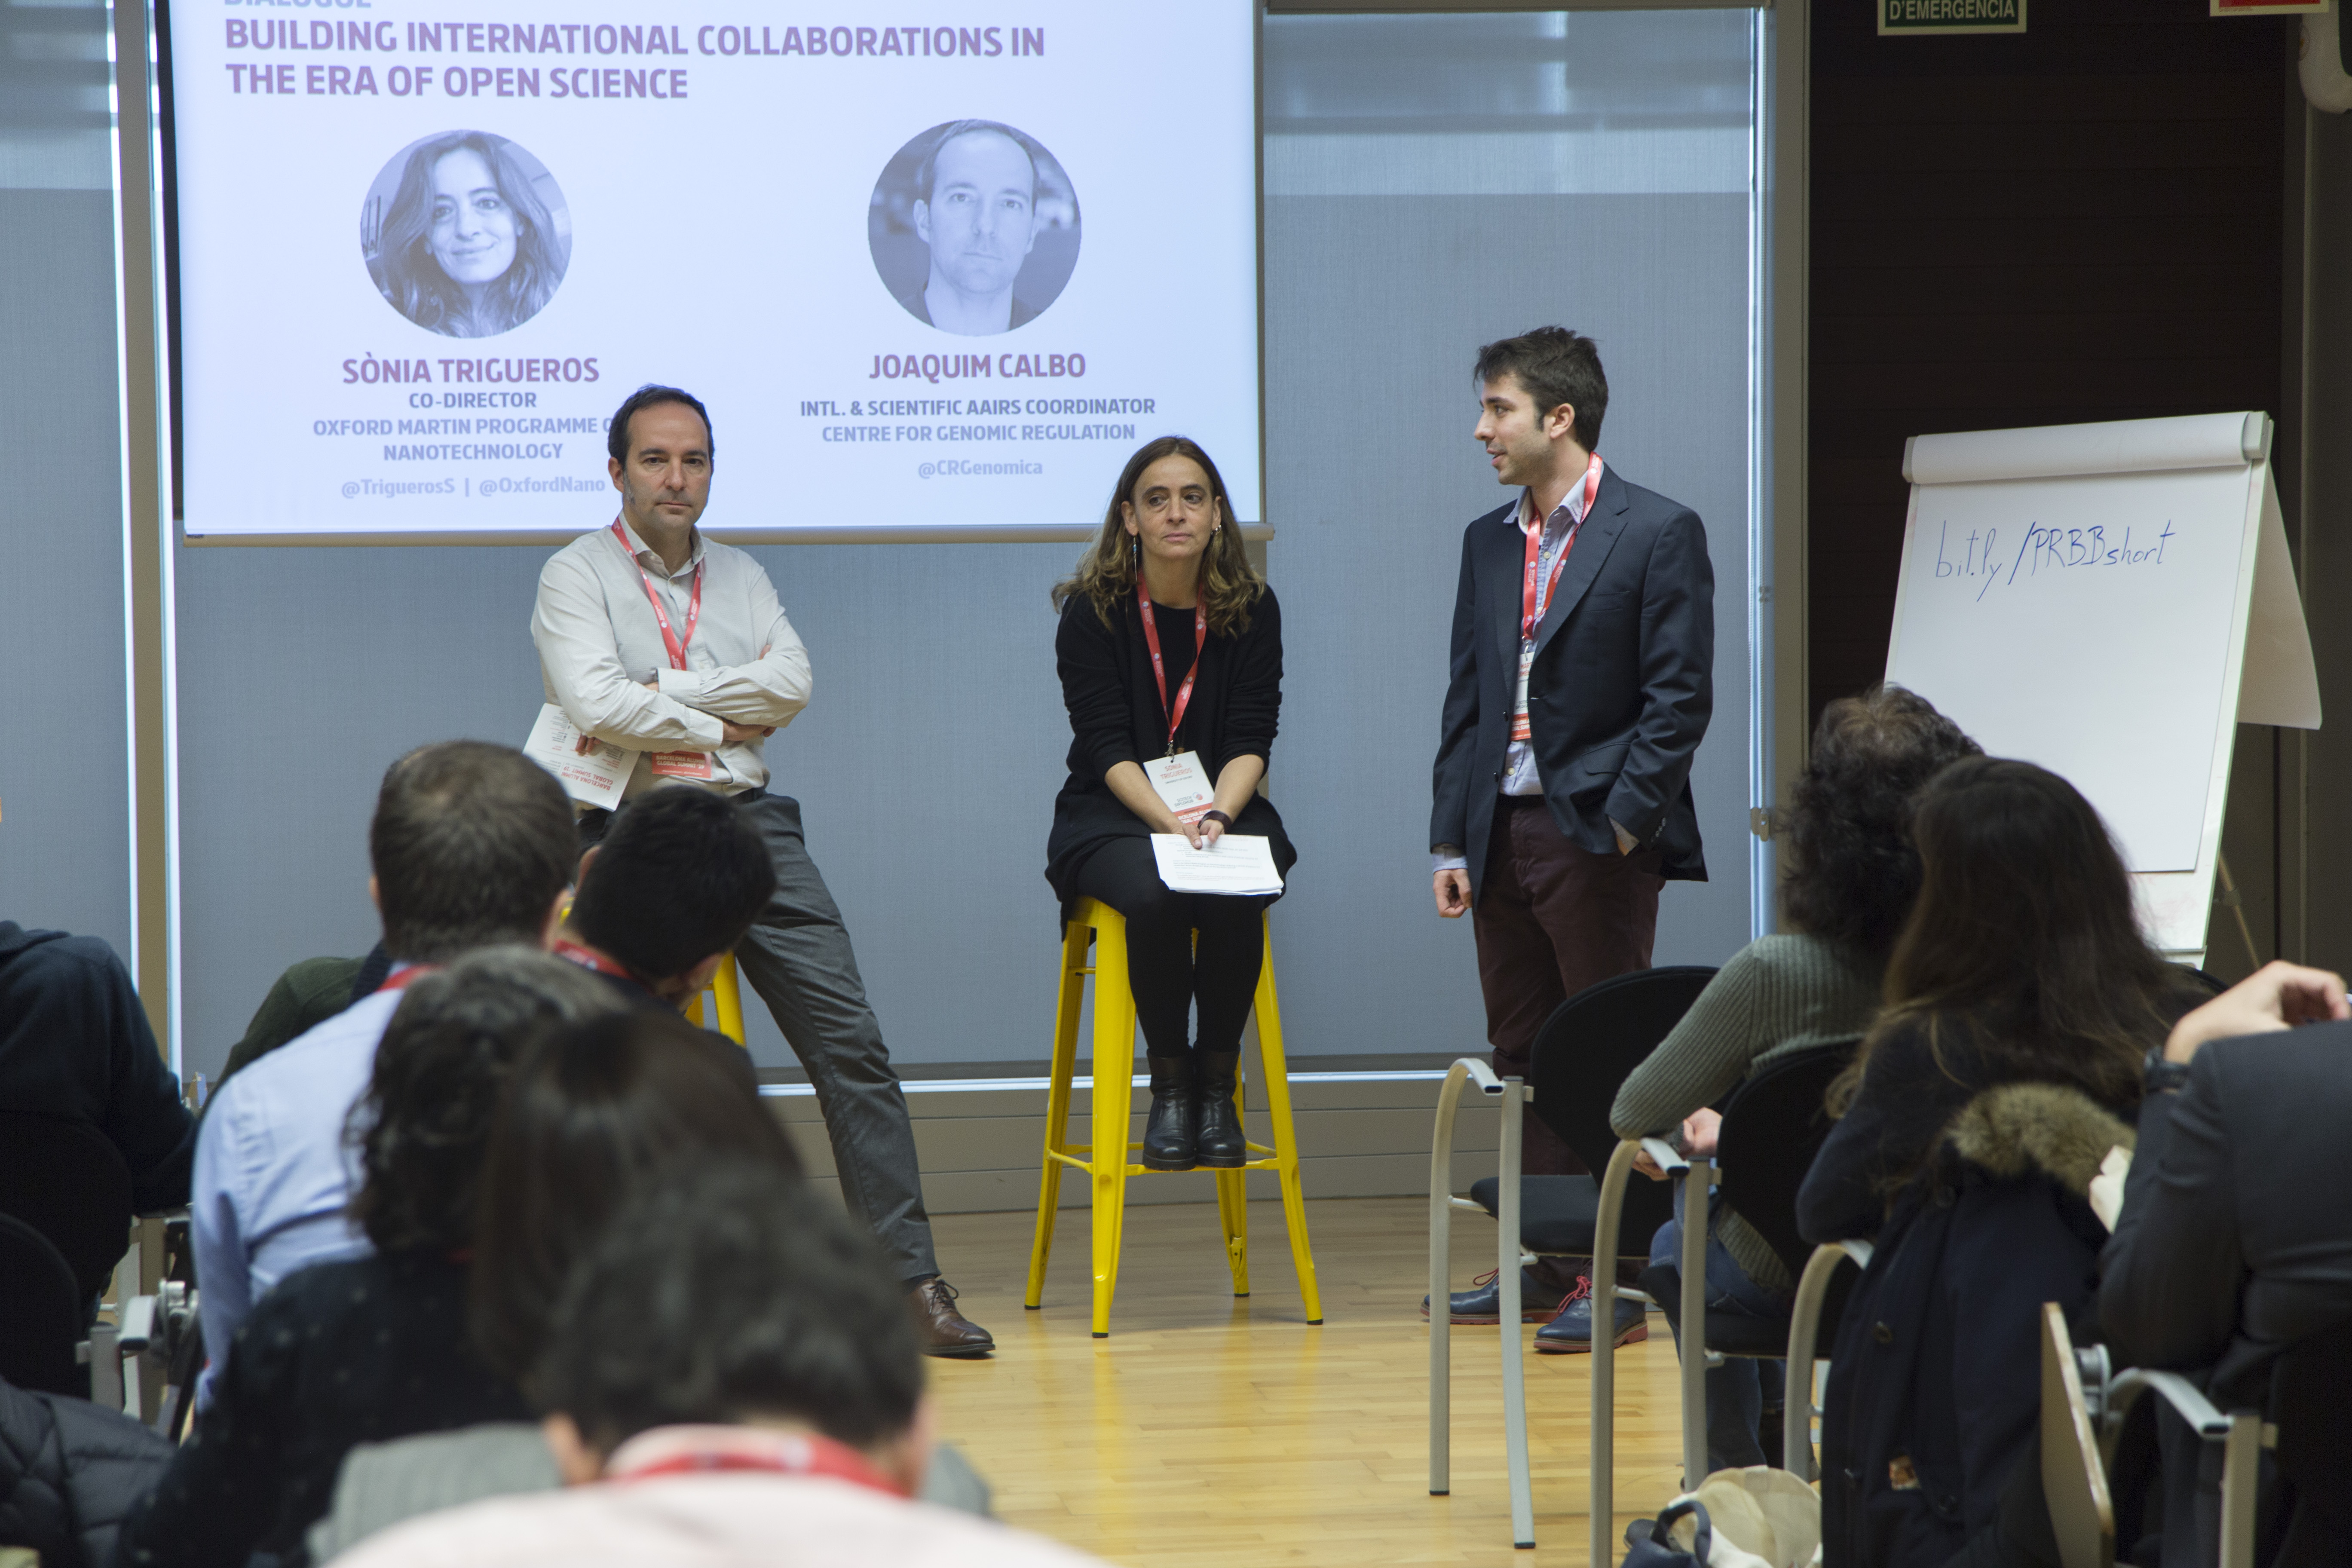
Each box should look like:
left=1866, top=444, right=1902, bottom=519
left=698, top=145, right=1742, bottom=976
left=1933, top=518, right=2174, bottom=601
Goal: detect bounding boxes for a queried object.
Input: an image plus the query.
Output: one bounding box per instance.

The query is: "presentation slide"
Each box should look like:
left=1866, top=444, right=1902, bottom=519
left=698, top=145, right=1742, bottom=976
left=168, top=3, right=1259, bottom=542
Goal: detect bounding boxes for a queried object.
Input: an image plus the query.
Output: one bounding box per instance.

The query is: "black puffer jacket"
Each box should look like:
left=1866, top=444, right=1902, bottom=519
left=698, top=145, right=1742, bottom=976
left=1819, top=1083, right=2133, bottom=1568
left=0, top=1377, right=174, bottom=1568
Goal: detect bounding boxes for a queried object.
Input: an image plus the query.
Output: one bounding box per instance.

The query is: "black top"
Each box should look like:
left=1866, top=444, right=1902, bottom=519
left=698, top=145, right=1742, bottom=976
left=1799, top=1016, right=2165, bottom=1246
left=1045, top=586, right=1295, bottom=903
left=114, top=1250, right=528, bottom=1568
left=0, top=923, right=192, bottom=1214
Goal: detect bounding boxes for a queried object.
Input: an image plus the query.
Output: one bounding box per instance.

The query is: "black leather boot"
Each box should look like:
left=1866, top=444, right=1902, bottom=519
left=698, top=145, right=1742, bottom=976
left=1140, top=1055, right=1199, bottom=1170
left=1195, top=1051, right=1247, bottom=1167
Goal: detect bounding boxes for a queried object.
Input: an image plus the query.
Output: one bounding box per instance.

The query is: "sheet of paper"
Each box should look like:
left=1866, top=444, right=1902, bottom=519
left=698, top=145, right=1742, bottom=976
left=1150, top=833, right=1284, bottom=896
left=522, top=703, right=633, bottom=810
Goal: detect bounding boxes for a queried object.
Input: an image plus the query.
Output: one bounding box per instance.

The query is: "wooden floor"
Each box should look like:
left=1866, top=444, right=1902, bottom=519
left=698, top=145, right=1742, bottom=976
left=923, top=1195, right=1694, bottom=1567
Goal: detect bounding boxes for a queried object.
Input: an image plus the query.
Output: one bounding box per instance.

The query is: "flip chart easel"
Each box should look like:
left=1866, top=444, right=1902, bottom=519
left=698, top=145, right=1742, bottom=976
left=1882, top=412, right=2320, bottom=962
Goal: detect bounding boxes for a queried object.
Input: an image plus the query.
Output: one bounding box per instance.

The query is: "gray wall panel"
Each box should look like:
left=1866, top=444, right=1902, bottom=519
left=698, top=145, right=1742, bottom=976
left=0, top=187, right=132, bottom=960
left=1260, top=193, right=1754, bottom=1064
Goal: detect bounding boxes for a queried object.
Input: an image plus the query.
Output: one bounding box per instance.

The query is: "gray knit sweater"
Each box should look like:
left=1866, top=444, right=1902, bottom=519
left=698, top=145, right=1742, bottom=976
left=1609, top=933, right=1882, bottom=1292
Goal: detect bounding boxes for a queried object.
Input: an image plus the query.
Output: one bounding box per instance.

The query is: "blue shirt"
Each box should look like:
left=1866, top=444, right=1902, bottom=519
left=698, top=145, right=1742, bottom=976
left=190, top=988, right=401, bottom=1406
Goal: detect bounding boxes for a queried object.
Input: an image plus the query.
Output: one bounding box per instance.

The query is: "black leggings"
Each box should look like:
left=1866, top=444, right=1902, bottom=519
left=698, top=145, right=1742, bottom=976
left=1069, top=836, right=1273, bottom=1059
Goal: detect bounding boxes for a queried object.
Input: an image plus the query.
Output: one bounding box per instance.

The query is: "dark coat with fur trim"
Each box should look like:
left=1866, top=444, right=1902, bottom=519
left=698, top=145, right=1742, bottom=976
left=1818, top=1083, right=2135, bottom=1568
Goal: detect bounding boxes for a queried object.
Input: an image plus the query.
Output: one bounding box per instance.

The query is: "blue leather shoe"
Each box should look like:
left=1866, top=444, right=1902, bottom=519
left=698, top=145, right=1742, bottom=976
left=1418, top=1266, right=1564, bottom=1325
left=1533, top=1277, right=1649, bottom=1353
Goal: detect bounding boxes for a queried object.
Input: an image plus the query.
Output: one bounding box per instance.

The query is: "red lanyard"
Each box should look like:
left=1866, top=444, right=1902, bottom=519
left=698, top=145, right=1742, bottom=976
left=610, top=520, right=702, bottom=671
left=619, top=1434, right=907, bottom=1499
left=1134, top=577, right=1207, bottom=758
left=554, top=939, right=634, bottom=982
left=374, top=965, right=435, bottom=995
left=1521, top=453, right=1605, bottom=642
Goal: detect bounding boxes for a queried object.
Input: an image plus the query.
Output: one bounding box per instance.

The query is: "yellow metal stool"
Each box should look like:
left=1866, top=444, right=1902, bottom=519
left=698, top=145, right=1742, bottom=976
left=687, top=952, right=748, bottom=1044
left=1023, top=898, right=1322, bottom=1337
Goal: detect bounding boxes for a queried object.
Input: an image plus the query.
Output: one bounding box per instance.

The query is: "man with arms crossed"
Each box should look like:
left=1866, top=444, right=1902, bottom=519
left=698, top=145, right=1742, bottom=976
left=1429, top=327, right=1714, bottom=1350
left=531, top=384, right=990, bottom=1357
left=900, top=119, right=1043, bottom=335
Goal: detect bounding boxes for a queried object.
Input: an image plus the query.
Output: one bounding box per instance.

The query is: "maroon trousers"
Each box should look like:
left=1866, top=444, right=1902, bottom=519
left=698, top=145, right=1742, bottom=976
left=1473, top=795, right=1664, bottom=1176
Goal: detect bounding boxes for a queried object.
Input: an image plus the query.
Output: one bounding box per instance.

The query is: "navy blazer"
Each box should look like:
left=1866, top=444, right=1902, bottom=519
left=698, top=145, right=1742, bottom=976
left=1430, top=465, right=1713, bottom=892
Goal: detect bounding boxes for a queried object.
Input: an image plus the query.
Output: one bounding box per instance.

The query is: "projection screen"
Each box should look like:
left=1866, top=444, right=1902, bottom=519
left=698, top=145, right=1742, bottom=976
left=167, top=4, right=1260, bottom=542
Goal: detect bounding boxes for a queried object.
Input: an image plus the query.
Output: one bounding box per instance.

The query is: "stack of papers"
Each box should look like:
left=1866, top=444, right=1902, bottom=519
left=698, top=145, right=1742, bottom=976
left=1150, top=833, right=1285, bottom=896
left=522, top=703, right=633, bottom=810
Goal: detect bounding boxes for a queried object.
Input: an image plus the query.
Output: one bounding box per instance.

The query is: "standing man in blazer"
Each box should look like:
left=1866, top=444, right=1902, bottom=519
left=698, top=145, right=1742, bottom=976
left=1430, top=327, right=1714, bottom=1345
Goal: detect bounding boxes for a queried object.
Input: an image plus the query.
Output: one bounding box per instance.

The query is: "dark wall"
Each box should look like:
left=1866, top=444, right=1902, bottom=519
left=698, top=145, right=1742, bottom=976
left=1808, top=0, right=2294, bottom=728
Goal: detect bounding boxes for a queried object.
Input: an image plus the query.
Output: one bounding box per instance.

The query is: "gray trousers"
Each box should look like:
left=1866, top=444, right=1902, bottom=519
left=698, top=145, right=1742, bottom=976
left=584, top=790, right=937, bottom=1282
left=730, top=791, right=938, bottom=1282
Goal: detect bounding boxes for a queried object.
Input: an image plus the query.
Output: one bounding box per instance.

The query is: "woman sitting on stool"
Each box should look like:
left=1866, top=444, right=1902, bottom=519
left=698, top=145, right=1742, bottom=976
left=1045, top=436, right=1295, bottom=1172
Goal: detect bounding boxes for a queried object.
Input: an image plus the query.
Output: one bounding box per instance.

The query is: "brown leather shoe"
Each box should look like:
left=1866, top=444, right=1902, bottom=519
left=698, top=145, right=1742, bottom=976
left=910, top=1277, right=994, bottom=1358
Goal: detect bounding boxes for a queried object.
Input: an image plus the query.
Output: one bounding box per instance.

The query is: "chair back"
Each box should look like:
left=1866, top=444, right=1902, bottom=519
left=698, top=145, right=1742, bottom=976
left=0, top=1213, right=87, bottom=1398
left=1529, top=965, right=1718, bottom=1253
left=2270, top=1315, right=2352, bottom=1556
left=0, top=1111, right=133, bottom=1302
left=1715, top=1041, right=1859, bottom=1281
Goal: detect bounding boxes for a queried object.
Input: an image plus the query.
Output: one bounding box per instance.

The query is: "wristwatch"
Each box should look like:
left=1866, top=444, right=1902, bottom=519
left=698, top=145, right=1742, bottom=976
left=2143, top=1044, right=2192, bottom=1095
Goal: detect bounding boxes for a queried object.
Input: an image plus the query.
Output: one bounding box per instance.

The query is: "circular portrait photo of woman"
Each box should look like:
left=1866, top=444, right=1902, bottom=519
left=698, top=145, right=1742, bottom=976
left=362, top=131, right=571, bottom=338
left=869, top=120, right=1079, bottom=337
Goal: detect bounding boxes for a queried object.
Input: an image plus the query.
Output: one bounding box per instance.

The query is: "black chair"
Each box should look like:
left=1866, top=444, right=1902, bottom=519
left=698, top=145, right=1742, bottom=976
left=0, top=1111, right=135, bottom=1305
left=1462, top=965, right=1722, bottom=1276
left=1426, top=965, right=1717, bottom=1549
left=2048, top=1313, right=2352, bottom=1568
left=1634, top=1042, right=1859, bottom=1472
left=0, top=1213, right=89, bottom=1397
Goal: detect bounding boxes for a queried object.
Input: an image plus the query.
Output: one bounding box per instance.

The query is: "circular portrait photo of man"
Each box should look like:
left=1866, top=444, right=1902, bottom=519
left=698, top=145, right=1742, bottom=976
left=362, top=130, right=572, bottom=338
left=869, top=120, right=1079, bottom=336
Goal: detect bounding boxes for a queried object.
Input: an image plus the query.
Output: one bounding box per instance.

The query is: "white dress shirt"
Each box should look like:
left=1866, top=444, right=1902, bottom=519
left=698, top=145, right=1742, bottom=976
left=334, top=1426, right=1115, bottom=1568
left=532, top=519, right=813, bottom=801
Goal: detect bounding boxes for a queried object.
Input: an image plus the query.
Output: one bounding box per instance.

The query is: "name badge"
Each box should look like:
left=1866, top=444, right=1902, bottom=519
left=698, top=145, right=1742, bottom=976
left=647, top=750, right=716, bottom=780
left=1144, top=750, right=1216, bottom=825
left=1511, top=641, right=1536, bottom=741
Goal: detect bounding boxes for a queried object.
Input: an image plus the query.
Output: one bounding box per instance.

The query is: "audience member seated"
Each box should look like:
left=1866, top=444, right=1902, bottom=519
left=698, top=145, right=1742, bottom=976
left=557, top=782, right=776, bottom=1014
left=216, top=946, right=388, bottom=1089
left=2098, top=959, right=2352, bottom=1568
left=0, top=1373, right=176, bottom=1568
left=116, top=949, right=625, bottom=1568
left=303, top=1011, right=994, bottom=1560
left=333, top=1158, right=1109, bottom=1568
left=1609, top=684, right=1978, bottom=1470
left=190, top=741, right=576, bottom=1404
left=0, top=920, right=193, bottom=1217
left=1797, top=756, right=2200, bottom=1568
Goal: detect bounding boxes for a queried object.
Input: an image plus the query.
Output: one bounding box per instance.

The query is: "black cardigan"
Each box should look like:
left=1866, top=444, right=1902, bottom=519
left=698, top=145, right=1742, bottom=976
left=1045, top=586, right=1295, bottom=903
left=114, top=1249, right=527, bottom=1568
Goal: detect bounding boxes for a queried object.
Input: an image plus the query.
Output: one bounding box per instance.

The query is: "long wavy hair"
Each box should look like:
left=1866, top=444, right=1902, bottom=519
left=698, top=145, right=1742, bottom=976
left=377, top=131, right=564, bottom=338
left=1780, top=685, right=1981, bottom=965
left=1827, top=756, right=2186, bottom=1127
left=1052, top=436, right=1264, bottom=636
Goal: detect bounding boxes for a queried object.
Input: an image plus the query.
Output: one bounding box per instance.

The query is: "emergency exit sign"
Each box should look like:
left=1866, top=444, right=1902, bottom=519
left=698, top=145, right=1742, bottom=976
left=1879, top=0, right=2027, bottom=33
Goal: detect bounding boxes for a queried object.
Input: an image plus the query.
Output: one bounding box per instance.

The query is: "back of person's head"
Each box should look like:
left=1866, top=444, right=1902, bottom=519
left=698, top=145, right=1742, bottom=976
left=470, top=1010, right=802, bottom=1385
left=1473, top=326, right=1608, bottom=450
left=567, top=786, right=775, bottom=982
left=1781, top=685, right=1982, bottom=964
left=350, top=947, right=627, bottom=1253
left=538, top=1158, right=923, bottom=1456
left=1836, top=755, right=2179, bottom=1117
left=370, top=741, right=578, bottom=964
